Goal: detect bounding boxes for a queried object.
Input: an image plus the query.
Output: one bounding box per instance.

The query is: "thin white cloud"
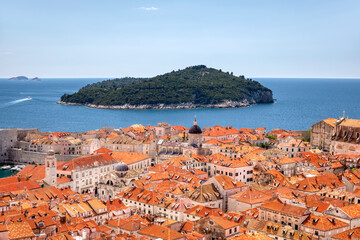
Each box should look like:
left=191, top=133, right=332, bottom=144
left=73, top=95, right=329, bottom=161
left=139, top=7, right=158, bottom=11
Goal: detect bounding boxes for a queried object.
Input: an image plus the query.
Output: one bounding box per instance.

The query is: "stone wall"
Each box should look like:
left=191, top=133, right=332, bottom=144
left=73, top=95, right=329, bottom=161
left=310, top=121, right=333, bottom=152
left=0, top=129, right=18, bottom=161
left=7, top=148, right=79, bottom=165
left=331, top=141, right=360, bottom=155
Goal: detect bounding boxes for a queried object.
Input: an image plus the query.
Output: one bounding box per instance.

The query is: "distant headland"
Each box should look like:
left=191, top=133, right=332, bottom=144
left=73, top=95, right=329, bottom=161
left=58, top=65, right=274, bottom=110
left=9, top=76, right=40, bottom=81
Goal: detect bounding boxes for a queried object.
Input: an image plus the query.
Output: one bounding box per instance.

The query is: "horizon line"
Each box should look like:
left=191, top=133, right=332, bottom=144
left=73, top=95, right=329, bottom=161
left=1, top=76, right=360, bottom=79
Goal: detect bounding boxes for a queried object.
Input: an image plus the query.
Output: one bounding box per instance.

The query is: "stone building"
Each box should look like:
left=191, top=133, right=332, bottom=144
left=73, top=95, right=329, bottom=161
left=331, top=118, right=360, bottom=155
left=185, top=184, right=223, bottom=210
left=300, top=214, right=350, bottom=240
left=258, top=199, right=310, bottom=230
left=311, top=118, right=336, bottom=152
left=188, top=117, right=202, bottom=148
left=44, top=151, right=57, bottom=186
left=228, top=187, right=272, bottom=212
left=56, top=153, right=118, bottom=193
left=278, top=139, right=310, bottom=158
left=205, top=175, right=246, bottom=212
left=104, top=135, right=143, bottom=153
left=98, top=163, right=144, bottom=200
left=194, top=216, right=242, bottom=240
left=0, top=129, right=18, bottom=162
left=154, top=122, right=171, bottom=137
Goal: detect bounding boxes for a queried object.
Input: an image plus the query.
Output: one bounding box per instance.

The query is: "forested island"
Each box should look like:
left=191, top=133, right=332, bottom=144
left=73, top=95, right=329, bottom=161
left=9, top=76, right=40, bottom=81
left=58, top=65, right=274, bottom=109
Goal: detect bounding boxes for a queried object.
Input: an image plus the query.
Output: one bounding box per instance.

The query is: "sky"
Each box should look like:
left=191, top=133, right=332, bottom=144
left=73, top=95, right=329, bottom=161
left=0, top=0, right=359, bottom=78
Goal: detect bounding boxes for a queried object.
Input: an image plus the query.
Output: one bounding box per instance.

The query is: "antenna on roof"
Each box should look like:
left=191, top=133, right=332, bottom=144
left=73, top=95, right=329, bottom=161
left=343, top=110, right=345, bottom=119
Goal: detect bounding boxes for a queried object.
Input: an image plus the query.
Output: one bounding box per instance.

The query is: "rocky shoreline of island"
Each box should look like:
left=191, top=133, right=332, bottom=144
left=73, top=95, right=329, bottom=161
left=56, top=99, right=252, bottom=110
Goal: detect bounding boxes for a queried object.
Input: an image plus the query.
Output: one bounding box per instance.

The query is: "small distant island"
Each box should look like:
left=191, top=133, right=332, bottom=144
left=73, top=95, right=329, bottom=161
left=9, top=76, right=40, bottom=81
left=58, top=65, right=274, bottom=109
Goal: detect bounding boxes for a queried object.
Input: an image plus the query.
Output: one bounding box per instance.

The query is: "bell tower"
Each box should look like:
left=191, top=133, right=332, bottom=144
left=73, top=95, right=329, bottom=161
left=44, top=150, right=57, bottom=186
left=188, top=116, right=203, bottom=147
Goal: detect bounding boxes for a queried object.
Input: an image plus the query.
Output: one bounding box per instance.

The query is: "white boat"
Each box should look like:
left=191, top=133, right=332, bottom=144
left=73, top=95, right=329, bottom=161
left=26, top=96, right=32, bottom=100
left=10, top=166, right=21, bottom=171
left=1, top=166, right=11, bottom=170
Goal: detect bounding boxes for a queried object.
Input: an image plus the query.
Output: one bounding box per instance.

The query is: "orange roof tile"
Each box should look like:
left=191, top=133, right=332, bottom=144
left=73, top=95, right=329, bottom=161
left=58, top=153, right=116, bottom=171
left=138, top=225, right=184, bottom=240
left=302, top=213, right=349, bottom=230
left=211, top=175, right=246, bottom=190
left=111, top=152, right=150, bottom=165
left=332, top=227, right=360, bottom=240
left=230, top=187, right=272, bottom=204
left=7, top=221, right=35, bottom=240
left=259, top=199, right=309, bottom=217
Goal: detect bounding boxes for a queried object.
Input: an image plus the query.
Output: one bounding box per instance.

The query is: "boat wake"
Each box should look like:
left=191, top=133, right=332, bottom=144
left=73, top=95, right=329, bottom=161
left=0, top=97, right=32, bottom=108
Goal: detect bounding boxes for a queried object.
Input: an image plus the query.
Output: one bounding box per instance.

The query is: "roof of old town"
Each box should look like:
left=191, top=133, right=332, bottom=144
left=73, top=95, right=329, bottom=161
left=302, top=213, right=349, bottom=230
left=110, top=151, right=150, bottom=165
left=259, top=199, right=309, bottom=217
left=138, top=225, right=184, bottom=240
left=57, top=153, right=116, bottom=171
left=229, top=187, right=272, bottom=204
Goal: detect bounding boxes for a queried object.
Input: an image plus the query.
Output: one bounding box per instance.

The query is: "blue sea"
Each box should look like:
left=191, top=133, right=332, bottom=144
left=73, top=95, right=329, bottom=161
left=0, top=78, right=359, bottom=132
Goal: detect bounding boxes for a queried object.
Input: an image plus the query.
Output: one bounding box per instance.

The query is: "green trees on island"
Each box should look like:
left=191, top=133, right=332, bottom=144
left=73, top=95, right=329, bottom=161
left=61, top=65, right=273, bottom=106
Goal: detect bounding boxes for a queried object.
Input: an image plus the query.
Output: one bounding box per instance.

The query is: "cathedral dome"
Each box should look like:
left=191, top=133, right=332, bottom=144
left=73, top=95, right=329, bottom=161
left=189, top=117, right=202, bottom=134
left=189, top=125, right=202, bottom=134
left=115, top=162, right=129, bottom=172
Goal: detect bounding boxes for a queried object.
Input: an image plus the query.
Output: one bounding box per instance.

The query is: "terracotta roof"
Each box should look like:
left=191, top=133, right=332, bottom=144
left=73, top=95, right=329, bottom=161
left=210, top=175, right=246, bottom=190
left=138, top=225, right=184, bottom=240
left=181, top=221, right=194, bottom=232
left=0, top=180, right=40, bottom=193
left=184, top=205, right=223, bottom=218
left=106, top=135, right=140, bottom=144
left=229, top=187, right=272, bottom=204
left=302, top=213, right=349, bottom=230
left=185, top=184, right=221, bottom=203
left=0, top=176, right=19, bottom=186
left=94, top=147, right=113, bottom=154
left=209, top=215, right=239, bottom=229
left=339, top=118, right=360, bottom=128
left=16, top=165, right=45, bottom=181
left=332, top=227, right=360, bottom=240
left=57, top=176, right=71, bottom=185
left=111, top=151, right=150, bottom=165
left=106, top=199, right=128, bottom=212
left=340, top=204, right=360, bottom=218
left=87, top=198, right=106, bottom=211
left=163, top=156, right=192, bottom=167
left=322, top=118, right=337, bottom=127
left=229, top=232, right=272, bottom=240
left=119, top=187, right=165, bottom=206
left=57, top=153, right=115, bottom=171
left=290, top=173, right=345, bottom=193
left=259, top=199, right=309, bottom=217
left=202, top=126, right=239, bottom=137
left=7, top=221, right=35, bottom=240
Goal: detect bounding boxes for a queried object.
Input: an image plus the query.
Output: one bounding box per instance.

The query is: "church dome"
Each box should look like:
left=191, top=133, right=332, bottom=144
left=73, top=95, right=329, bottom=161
left=189, top=117, right=202, bottom=134
left=115, top=162, right=129, bottom=172
left=189, top=125, right=202, bottom=134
